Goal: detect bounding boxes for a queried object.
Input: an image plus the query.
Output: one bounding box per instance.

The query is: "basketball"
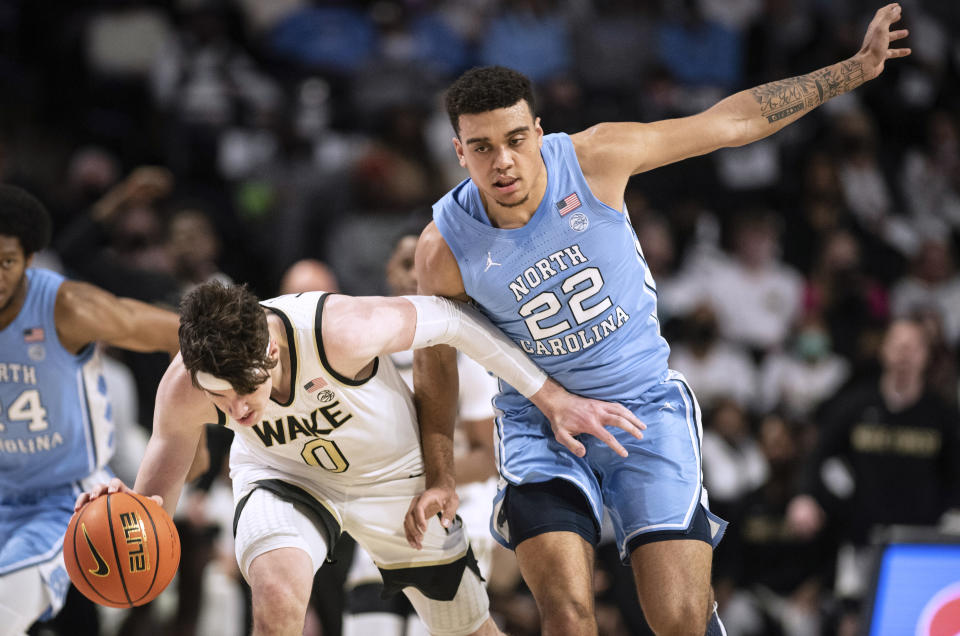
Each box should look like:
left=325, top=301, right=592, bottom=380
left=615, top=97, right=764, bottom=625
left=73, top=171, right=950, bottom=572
left=63, top=491, right=181, bottom=608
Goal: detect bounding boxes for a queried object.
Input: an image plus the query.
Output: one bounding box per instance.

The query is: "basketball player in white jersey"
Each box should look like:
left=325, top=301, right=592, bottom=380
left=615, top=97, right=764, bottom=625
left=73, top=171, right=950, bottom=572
left=342, top=234, right=504, bottom=636
left=78, top=280, right=643, bottom=636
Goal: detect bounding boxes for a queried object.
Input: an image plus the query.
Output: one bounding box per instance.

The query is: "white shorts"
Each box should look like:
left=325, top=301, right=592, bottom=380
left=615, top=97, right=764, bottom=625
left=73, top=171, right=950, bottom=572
left=231, top=458, right=484, bottom=603
left=345, top=477, right=498, bottom=590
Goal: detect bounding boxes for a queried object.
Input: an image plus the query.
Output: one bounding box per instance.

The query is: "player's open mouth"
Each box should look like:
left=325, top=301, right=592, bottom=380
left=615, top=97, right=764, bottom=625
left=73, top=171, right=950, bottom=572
left=494, top=177, right=518, bottom=193
left=237, top=411, right=257, bottom=426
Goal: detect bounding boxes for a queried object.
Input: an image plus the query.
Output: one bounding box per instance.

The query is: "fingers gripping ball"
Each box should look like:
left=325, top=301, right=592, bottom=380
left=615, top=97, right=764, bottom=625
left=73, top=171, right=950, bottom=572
left=64, top=492, right=180, bottom=608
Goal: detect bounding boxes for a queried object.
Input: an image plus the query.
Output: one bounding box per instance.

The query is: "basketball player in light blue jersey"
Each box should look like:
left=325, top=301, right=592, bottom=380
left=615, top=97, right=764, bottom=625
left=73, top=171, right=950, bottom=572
left=0, top=185, right=181, bottom=635
left=406, top=6, right=910, bottom=635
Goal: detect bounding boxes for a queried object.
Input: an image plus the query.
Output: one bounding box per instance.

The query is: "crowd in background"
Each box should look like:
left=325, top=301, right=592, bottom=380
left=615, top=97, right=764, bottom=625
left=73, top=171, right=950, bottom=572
left=5, top=0, right=960, bottom=635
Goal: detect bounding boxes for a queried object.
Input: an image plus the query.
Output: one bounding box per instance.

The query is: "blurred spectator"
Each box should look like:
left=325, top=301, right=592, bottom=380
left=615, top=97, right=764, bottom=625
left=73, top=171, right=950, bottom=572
left=166, top=204, right=232, bottom=292
left=758, top=317, right=850, bottom=420
left=702, top=210, right=804, bottom=354
left=889, top=237, right=960, bottom=347
left=151, top=2, right=281, bottom=179
left=279, top=258, right=340, bottom=295
left=787, top=319, right=960, bottom=628
left=58, top=146, right=121, bottom=223
left=717, top=413, right=832, bottom=636
left=670, top=304, right=758, bottom=410
left=912, top=307, right=960, bottom=408
left=803, top=229, right=888, bottom=368
left=701, top=399, right=768, bottom=518
left=899, top=110, right=960, bottom=232
left=833, top=110, right=919, bottom=258
left=55, top=165, right=180, bottom=305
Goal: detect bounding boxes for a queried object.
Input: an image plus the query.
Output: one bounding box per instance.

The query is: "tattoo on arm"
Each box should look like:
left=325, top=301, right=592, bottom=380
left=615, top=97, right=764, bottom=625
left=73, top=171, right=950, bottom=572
left=750, top=60, right=865, bottom=124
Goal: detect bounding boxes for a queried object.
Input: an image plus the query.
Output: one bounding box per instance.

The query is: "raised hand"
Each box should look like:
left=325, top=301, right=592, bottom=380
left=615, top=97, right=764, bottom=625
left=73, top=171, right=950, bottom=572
left=856, top=3, right=911, bottom=81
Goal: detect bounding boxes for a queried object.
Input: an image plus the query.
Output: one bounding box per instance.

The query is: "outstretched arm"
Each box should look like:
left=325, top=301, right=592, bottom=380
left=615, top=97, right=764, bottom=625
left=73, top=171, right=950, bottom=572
left=576, top=3, right=910, bottom=207
left=76, top=357, right=212, bottom=517
left=55, top=280, right=180, bottom=357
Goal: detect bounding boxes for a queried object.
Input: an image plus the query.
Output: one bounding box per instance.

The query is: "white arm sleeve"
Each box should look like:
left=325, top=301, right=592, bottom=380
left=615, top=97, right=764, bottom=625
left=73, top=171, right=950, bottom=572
left=403, top=295, right=547, bottom=398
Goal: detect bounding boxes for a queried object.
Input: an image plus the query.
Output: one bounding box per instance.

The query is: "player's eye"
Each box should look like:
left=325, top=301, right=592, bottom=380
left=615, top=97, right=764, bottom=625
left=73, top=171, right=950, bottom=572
left=510, top=137, right=524, bottom=146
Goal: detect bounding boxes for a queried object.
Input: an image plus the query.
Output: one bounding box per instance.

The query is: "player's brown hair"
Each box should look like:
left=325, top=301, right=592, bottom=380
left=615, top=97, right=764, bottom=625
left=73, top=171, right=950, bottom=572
left=178, top=281, right=277, bottom=395
left=445, top=66, right=536, bottom=136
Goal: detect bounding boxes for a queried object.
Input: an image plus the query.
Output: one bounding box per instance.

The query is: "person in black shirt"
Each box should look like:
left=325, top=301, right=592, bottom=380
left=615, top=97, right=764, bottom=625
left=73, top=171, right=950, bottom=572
left=786, top=317, right=960, bottom=629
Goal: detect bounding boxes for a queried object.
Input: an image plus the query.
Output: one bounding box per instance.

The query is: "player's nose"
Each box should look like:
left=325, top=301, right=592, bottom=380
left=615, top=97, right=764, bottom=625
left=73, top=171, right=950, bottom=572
left=229, top=399, right=249, bottom=418
left=493, top=146, right=513, bottom=169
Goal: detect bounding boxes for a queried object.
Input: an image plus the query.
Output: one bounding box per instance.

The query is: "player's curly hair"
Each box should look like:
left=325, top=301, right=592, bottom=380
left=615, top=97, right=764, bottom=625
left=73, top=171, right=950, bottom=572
left=445, top=66, right=536, bottom=136
left=0, top=185, right=52, bottom=256
left=179, top=281, right=277, bottom=395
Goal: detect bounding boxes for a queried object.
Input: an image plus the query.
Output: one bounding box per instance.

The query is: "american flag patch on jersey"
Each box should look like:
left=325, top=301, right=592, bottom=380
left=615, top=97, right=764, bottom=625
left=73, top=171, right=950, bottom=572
left=556, top=192, right=581, bottom=216
left=304, top=377, right=327, bottom=392
left=23, top=327, right=44, bottom=343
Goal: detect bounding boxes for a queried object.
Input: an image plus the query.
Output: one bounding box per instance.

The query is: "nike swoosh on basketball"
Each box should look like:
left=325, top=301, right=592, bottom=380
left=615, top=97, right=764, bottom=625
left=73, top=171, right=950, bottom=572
left=81, top=523, right=110, bottom=577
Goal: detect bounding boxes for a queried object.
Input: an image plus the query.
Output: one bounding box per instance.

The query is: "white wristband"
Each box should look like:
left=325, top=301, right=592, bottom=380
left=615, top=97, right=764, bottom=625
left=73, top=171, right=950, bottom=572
left=403, top=295, right=547, bottom=398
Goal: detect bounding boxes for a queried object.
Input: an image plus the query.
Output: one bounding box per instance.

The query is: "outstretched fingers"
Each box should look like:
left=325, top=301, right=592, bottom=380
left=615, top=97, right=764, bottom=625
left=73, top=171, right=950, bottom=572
left=555, top=427, right=587, bottom=458
left=591, top=426, right=628, bottom=458
left=605, top=403, right=646, bottom=440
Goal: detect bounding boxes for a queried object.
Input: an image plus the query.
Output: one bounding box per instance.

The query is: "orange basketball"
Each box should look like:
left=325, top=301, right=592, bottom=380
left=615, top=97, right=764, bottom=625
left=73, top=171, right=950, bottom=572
left=63, top=491, right=180, bottom=608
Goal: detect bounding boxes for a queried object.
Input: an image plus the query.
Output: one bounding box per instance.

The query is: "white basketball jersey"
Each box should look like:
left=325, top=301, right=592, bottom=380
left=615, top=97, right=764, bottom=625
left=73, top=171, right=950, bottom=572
left=227, top=292, right=422, bottom=487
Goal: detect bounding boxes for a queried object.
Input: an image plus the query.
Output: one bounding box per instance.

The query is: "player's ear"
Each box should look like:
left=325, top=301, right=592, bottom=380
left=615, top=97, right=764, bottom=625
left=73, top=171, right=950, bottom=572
left=453, top=137, right=466, bottom=167
left=535, top=117, right=544, bottom=146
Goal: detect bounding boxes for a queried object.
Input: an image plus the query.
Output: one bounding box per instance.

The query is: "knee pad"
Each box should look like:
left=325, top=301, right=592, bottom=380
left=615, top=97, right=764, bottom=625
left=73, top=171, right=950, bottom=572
left=403, top=568, right=490, bottom=636
left=234, top=488, right=329, bottom=581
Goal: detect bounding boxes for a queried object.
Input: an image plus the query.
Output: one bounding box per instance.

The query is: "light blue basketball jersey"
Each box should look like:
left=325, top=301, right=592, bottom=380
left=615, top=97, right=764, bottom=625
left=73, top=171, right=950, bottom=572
left=434, top=133, right=671, bottom=413
left=0, top=269, right=114, bottom=493
left=435, top=134, right=725, bottom=558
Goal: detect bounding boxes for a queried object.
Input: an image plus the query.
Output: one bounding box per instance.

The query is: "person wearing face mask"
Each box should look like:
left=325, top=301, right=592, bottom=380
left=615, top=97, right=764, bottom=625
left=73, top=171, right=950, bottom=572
left=758, top=318, right=850, bottom=420
left=786, top=318, right=960, bottom=628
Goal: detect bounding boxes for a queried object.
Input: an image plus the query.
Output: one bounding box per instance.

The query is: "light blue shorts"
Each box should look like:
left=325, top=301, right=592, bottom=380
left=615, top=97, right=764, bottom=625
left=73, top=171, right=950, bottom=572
left=1, top=469, right=111, bottom=621
left=492, top=369, right=727, bottom=561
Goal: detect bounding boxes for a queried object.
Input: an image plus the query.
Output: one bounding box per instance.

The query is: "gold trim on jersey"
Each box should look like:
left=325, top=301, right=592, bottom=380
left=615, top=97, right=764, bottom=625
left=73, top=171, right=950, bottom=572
left=374, top=546, right=469, bottom=570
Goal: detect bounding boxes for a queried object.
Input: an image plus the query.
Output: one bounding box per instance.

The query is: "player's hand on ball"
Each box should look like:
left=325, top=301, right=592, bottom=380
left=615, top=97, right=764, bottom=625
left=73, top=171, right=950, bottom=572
left=74, top=477, right=163, bottom=511
left=64, top=489, right=180, bottom=608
